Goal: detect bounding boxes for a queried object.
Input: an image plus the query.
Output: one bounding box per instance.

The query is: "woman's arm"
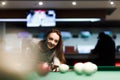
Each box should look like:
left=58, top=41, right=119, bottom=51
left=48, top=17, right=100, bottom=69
left=50, top=56, right=61, bottom=72
left=53, top=56, right=61, bottom=66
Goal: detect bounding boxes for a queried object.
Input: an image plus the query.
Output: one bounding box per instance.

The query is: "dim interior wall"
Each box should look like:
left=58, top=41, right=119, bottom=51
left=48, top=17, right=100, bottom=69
left=63, top=33, right=120, bottom=53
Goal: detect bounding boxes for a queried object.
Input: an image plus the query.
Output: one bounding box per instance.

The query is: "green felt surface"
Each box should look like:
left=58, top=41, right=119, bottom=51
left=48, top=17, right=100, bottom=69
left=27, top=71, right=120, bottom=80
left=26, top=66, right=120, bottom=80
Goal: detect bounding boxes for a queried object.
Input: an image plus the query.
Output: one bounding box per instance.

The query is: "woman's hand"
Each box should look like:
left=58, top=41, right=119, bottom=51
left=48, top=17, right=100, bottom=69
left=50, top=64, right=59, bottom=72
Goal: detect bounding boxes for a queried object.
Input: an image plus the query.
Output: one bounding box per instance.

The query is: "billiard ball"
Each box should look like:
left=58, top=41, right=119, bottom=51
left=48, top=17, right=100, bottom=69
left=74, top=62, right=84, bottom=74
left=83, top=62, right=98, bottom=75
left=37, top=62, right=50, bottom=76
left=59, top=64, right=69, bottom=73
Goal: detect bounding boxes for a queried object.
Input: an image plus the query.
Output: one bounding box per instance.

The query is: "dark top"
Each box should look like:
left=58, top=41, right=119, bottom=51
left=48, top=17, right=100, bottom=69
left=91, top=32, right=116, bottom=66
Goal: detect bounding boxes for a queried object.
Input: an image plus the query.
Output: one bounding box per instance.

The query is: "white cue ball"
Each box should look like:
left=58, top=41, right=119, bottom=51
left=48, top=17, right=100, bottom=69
left=83, top=62, right=98, bottom=75
left=74, top=62, right=84, bottom=74
left=59, top=64, right=69, bottom=73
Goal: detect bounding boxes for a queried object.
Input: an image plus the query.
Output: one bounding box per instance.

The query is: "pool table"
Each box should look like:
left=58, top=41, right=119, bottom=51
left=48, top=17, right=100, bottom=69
left=27, top=66, right=120, bottom=80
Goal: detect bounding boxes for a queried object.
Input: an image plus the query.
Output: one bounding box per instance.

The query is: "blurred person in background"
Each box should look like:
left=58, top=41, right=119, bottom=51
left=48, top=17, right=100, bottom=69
left=91, top=32, right=116, bottom=66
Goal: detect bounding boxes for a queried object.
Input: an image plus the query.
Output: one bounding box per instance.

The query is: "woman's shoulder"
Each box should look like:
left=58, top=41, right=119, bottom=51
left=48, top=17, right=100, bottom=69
left=31, top=38, right=41, bottom=44
left=29, top=38, right=42, bottom=49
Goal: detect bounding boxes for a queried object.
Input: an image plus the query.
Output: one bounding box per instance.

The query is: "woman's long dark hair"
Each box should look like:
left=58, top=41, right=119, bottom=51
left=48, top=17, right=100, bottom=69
left=43, top=29, right=66, bottom=63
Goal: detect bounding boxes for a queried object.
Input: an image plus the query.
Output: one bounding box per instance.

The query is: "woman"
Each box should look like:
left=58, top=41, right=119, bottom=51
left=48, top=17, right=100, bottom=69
left=30, top=29, right=66, bottom=71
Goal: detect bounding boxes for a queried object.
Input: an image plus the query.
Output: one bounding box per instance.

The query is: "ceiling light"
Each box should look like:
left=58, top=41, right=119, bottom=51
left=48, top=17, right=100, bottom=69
left=38, top=1, right=43, bottom=6
left=110, top=1, right=114, bottom=5
left=72, top=1, right=77, bottom=6
left=1, top=1, right=6, bottom=6
left=56, top=18, right=101, bottom=22
left=109, top=0, right=116, bottom=7
left=0, top=18, right=101, bottom=22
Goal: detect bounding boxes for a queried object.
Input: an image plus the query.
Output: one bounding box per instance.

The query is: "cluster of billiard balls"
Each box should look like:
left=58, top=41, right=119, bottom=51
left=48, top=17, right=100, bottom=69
left=73, top=62, right=98, bottom=75
left=59, top=62, right=98, bottom=75
left=38, top=62, right=97, bottom=76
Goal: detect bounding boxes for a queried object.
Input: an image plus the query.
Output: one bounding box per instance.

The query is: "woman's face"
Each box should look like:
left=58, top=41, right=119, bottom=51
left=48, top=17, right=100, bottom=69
left=46, top=32, right=60, bottom=49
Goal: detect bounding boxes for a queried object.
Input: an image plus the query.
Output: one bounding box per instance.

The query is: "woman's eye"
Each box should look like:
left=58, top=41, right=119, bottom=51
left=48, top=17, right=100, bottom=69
left=55, top=40, right=58, bottom=43
left=49, top=37, right=53, bottom=40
